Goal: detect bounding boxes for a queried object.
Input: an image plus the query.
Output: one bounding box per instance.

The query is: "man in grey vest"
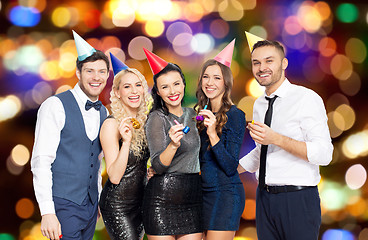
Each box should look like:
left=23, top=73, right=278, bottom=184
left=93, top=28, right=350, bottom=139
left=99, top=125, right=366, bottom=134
left=31, top=31, right=110, bottom=240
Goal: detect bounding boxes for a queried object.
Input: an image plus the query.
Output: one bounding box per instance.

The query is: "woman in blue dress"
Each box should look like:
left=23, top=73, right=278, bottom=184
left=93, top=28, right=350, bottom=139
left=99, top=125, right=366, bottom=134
left=194, top=40, right=246, bottom=239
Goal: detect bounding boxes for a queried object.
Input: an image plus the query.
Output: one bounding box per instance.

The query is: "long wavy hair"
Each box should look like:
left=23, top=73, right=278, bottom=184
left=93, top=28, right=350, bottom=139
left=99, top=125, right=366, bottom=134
left=149, top=63, right=186, bottom=116
left=194, top=59, right=233, bottom=135
left=110, top=68, right=152, bottom=157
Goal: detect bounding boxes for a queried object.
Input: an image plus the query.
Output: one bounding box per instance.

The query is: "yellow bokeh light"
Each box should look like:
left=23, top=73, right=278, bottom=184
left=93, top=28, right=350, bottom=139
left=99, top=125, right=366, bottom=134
left=335, top=104, right=355, bottom=131
left=40, top=61, right=61, bottom=81
left=30, top=223, right=47, bottom=239
left=163, top=1, right=182, bottom=21
left=342, top=131, right=368, bottom=159
left=52, top=7, right=71, bottom=28
left=112, top=7, right=135, bottom=27
left=0, top=95, right=22, bottom=122
left=237, top=96, right=256, bottom=120
left=59, top=52, right=76, bottom=72
left=246, top=78, right=264, bottom=98
left=219, top=0, right=244, bottom=21
left=11, top=144, right=30, bottom=166
left=297, top=3, right=322, bottom=33
left=144, top=19, right=165, bottom=37
left=330, top=54, right=353, bottom=81
left=183, top=2, right=204, bottom=22
left=327, top=111, right=343, bottom=138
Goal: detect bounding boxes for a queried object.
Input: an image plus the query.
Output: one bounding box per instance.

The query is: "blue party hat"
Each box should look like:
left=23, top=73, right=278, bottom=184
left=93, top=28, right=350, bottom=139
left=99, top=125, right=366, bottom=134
left=109, top=52, right=129, bottom=76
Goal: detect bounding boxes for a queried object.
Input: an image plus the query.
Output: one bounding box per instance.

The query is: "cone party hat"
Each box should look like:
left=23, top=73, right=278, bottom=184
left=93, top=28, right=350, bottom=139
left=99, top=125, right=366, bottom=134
left=143, top=48, right=168, bottom=75
left=244, top=31, right=265, bottom=53
left=214, top=39, right=235, bottom=68
left=72, top=30, right=96, bottom=61
left=109, top=52, right=129, bottom=76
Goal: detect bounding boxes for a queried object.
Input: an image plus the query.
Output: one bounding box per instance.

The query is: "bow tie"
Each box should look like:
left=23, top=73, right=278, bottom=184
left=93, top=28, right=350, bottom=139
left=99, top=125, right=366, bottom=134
left=85, top=100, right=102, bottom=111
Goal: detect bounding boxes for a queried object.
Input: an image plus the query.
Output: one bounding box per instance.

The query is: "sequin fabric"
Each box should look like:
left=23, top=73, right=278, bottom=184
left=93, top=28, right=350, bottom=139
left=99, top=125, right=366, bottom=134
left=142, top=173, right=203, bottom=235
left=99, top=145, right=149, bottom=240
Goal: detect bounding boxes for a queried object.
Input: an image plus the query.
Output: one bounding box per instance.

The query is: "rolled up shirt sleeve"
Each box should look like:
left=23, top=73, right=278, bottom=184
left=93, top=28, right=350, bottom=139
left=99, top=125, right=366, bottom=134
left=301, top=91, right=333, bottom=166
left=239, top=145, right=261, bottom=173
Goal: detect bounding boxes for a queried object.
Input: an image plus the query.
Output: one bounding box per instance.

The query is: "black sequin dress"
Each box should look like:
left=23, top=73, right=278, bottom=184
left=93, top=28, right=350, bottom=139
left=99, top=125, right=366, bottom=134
left=99, top=141, right=149, bottom=240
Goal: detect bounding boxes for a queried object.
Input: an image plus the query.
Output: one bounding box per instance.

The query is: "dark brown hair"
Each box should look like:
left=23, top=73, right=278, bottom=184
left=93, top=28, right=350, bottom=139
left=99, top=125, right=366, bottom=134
left=76, top=50, right=110, bottom=72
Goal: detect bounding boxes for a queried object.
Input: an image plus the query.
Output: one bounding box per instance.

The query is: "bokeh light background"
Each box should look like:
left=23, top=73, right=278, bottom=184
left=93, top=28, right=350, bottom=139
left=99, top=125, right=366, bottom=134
left=0, top=0, right=367, bottom=239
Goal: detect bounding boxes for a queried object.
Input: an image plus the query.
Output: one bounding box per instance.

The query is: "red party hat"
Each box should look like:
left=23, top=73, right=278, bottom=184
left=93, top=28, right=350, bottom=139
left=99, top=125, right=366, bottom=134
left=214, top=39, right=235, bottom=68
left=143, top=48, right=168, bottom=75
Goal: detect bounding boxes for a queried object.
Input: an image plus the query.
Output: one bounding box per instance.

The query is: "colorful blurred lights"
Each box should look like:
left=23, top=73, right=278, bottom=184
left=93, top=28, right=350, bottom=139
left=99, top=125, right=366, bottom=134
left=297, top=3, right=322, bottom=33
left=112, top=7, right=135, bottom=27
left=11, top=144, right=30, bottom=166
left=191, top=34, right=214, bottom=54
left=9, top=6, right=41, bottom=27
left=342, top=131, right=368, bottom=159
left=15, top=198, right=34, bottom=219
left=0, top=95, right=22, bottom=122
left=51, top=7, right=71, bottom=28
left=144, top=19, right=165, bottom=37
left=345, top=164, right=367, bottom=190
left=336, top=3, right=359, bottom=23
left=322, top=229, right=354, bottom=240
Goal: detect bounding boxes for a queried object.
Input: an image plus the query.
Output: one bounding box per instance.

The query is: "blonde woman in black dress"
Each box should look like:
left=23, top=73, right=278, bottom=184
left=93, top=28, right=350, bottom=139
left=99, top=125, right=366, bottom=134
left=99, top=53, right=152, bottom=240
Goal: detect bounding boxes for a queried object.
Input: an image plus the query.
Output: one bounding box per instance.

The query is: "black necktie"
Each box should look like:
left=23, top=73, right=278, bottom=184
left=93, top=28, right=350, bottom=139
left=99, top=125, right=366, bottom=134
left=85, top=100, right=102, bottom=111
left=259, top=95, right=278, bottom=189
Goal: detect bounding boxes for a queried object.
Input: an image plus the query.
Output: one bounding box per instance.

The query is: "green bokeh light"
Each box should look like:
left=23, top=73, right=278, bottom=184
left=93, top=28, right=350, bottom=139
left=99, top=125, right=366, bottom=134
left=0, top=233, right=15, bottom=240
left=336, top=3, right=359, bottom=23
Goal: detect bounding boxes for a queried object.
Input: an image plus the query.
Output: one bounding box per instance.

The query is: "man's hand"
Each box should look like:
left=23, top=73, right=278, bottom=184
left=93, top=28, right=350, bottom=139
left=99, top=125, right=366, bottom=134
left=248, top=121, right=279, bottom=145
left=41, top=214, right=62, bottom=240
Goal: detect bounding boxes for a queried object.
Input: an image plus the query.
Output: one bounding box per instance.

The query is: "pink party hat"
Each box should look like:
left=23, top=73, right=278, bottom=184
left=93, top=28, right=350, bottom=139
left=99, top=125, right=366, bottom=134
left=143, top=48, right=168, bottom=75
left=214, top=39, right=235, bottom=68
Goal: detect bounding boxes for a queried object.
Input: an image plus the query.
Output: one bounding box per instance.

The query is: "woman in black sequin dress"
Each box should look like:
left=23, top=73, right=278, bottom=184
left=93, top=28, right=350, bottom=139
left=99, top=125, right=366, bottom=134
left=98, top=57, right=152, bottom=240
left=142, top=49, right=202, bottom=240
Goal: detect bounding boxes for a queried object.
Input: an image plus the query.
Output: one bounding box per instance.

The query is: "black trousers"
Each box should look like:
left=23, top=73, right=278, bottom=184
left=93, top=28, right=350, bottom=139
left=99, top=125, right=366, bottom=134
left=256, top=186, right=321, bottom=240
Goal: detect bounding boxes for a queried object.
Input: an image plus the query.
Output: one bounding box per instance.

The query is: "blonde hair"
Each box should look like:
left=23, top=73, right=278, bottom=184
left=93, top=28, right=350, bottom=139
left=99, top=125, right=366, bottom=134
left=110, top=68, right=152, bottom=157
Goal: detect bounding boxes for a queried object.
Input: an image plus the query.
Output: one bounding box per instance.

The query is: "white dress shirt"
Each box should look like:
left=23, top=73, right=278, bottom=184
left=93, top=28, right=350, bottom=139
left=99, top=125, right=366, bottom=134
left=239, top=79, right=333, bottom=186
left=31, top=83, right=108, bottom=216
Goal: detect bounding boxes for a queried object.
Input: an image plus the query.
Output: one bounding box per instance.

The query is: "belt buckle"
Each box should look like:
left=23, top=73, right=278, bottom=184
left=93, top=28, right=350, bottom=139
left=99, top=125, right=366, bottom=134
left=266, top=185, right=270, bottom=192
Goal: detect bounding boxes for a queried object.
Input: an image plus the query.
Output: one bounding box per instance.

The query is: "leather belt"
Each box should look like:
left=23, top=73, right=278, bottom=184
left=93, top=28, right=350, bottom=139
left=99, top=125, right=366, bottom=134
left=264, top=185, right=315, bottom=194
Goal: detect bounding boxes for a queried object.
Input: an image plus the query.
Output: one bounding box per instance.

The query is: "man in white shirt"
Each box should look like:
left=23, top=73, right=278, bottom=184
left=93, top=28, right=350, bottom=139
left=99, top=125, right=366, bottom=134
left=31, top=31, right=110, bottom=240
left=238, top=40, right=333, bottom=240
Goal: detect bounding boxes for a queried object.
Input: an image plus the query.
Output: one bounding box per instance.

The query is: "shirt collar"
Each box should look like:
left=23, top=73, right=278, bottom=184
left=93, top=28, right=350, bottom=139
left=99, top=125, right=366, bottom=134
left=73, top=83, right=99, bottom=105
left=264, top=78, right=291, bottom=99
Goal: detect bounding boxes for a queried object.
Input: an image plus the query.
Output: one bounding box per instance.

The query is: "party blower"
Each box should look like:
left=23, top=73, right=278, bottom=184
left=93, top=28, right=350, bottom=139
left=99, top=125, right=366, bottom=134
left=195, top=105, right=208, bottom=121
left=174, top=120, right=190, bottom=134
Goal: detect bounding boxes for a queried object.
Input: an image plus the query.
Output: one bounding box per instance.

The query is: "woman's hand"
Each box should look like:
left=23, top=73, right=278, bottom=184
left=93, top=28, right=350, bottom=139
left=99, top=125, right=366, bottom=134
left=168, top=124, right=184, bottom=148
left=199, top=109, right=217, bottom=138
left=118, top=117, right=133, bottom=144
left=147, top=166, right=156, bottom=180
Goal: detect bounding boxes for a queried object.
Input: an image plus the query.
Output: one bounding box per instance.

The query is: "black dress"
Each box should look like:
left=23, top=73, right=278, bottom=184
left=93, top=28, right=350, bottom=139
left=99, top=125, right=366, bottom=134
left=99, top=141, right=149, bottom=240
